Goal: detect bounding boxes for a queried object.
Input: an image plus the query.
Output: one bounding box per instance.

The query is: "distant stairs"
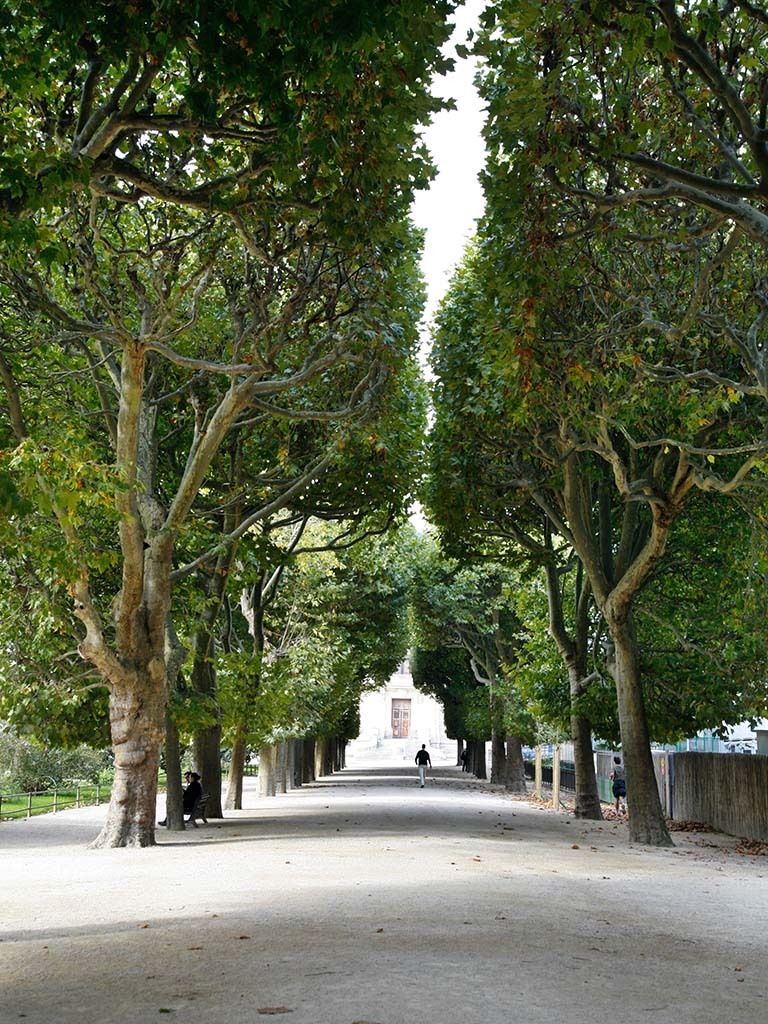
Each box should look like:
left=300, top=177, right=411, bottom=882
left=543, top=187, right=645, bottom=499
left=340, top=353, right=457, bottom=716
left=347, top=736, right=457, bottom=765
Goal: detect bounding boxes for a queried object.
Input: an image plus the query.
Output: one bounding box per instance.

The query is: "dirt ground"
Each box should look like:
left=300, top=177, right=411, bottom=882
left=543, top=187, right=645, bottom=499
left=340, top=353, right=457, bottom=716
left=2, top=755, right=767, bottom=1024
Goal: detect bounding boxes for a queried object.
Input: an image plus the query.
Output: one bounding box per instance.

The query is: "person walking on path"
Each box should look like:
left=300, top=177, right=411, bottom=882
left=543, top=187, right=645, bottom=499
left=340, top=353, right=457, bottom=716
left=415, top=744, right=431, bottom=787
left=610, top=756, right=627, bottom=814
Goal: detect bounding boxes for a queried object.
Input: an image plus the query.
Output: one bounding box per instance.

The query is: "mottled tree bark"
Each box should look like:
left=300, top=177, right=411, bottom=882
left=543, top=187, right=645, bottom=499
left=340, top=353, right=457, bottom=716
left=225, top=729, right=247, bottom=810
left=543, top=553, right=602, bottom=820
left=163, top=710, right=185, bottom=832
left=561, top=450, right=686, bottom=843
left=90, top=675, right=165, bottom=848
left=314, top=737, right=326, bottom=779
left=162, top=622, right=189, bottom=831
left=275, top=743, right=288, bottom=794
left=491, top=729, right=507, bottom=785
left=570, top=697, right=602, bottom=819
left=470, top=739, right=487, bottom=780
left=302, top=738, right=316, bottom=783
left=259, top=744, right=276, bottom=798
left=609, top=617, right=672, bottom=846
left=504, top=736, right=527, bottom=793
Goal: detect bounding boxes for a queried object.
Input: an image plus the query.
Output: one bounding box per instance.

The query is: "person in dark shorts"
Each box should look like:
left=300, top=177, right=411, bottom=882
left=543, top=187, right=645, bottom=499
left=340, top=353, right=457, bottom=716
left=610, top=756, right=626, bottom=814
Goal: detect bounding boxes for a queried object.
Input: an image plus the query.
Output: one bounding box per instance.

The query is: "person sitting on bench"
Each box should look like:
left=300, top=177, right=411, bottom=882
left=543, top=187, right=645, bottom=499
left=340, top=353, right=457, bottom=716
left=183, top=772, right=203, bottom=814
left=158, top=771, right=203, bottom=826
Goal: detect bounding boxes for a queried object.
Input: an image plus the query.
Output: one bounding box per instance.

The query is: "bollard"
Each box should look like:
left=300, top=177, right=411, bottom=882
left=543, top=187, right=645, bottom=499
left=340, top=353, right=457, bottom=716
left=552, top=744, right=561, bottom=811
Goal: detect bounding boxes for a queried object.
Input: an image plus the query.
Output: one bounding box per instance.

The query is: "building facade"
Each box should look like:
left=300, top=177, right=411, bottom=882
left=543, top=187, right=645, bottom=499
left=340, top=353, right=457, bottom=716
left=349, top=661, right=452, bottom=761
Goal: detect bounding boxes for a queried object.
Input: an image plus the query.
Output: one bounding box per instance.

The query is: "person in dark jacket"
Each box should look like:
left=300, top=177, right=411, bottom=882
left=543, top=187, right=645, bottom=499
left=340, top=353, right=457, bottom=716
left=415, top=745, right=431, bottom=787
left=158, top=771, right=202, bottom=826
left=183, top=772, right=203, bottom=813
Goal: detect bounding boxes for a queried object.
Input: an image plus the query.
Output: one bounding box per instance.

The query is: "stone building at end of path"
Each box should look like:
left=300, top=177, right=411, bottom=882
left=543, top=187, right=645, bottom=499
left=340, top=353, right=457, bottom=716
left=347, top=661, right=456, bottom=765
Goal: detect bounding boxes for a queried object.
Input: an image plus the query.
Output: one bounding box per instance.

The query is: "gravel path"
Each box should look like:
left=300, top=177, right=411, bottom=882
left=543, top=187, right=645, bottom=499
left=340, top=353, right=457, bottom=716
left=2, top=758, right=766, bottom=1024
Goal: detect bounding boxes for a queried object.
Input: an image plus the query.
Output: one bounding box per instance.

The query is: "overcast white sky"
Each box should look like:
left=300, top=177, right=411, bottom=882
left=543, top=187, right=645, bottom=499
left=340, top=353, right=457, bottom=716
left=407, top=2, right=485, bottom=530
left=411, top=0, right=486, bottom=326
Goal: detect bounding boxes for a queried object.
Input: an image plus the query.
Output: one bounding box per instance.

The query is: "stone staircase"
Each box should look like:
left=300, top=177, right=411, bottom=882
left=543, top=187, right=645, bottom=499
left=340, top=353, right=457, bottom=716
left=347, top=736, right=457, bottom=766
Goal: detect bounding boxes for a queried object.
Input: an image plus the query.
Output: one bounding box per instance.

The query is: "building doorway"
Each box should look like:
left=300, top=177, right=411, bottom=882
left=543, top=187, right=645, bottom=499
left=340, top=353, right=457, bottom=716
left=391, top=698, right=411, bottom=739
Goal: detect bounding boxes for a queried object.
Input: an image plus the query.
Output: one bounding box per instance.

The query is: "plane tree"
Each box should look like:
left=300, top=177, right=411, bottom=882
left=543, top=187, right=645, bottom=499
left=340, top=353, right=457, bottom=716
left=478, top=0, right=768, bottom=399
left=162, top=234, right=428, bottom=822
left=218, top=522, right=414, bottom=793
left=425, top=217, right=768, bottom=844
left=409, top=534, right=535, bottom=789
left=0, top=1, right=454, bottom=846
left=410, top=645, right=488, bottom=771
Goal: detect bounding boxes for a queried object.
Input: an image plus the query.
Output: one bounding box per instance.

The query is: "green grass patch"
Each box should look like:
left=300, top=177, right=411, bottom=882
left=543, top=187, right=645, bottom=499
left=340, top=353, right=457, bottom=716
left=0, top=784, right=112, bottom=820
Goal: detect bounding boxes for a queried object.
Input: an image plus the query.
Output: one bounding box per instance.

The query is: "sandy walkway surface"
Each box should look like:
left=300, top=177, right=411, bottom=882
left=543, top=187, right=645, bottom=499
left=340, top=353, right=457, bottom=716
left=2, top=758, right=766, bottom=1024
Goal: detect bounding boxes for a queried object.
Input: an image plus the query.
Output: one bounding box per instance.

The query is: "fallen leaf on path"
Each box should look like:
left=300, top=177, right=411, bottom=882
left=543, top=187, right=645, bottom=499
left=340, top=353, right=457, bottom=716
left=376, top=928, right=384, bottom=933
left=138, top=923, right=149, bottom=929
left=237, top=935, right=251, bottom=940
left=735, top=840, right=768, bottom=856
left=667, top=820, right=715, bottom=833
left=187, top=946, right=203, bottom=950
left=571, top=844, right=580, bottom=849
left=257, top=1008, right=293, bottom=1015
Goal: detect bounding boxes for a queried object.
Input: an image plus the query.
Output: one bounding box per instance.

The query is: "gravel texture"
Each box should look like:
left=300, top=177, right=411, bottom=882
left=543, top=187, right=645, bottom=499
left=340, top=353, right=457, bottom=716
left=2, top=756, right=767, bottom=1024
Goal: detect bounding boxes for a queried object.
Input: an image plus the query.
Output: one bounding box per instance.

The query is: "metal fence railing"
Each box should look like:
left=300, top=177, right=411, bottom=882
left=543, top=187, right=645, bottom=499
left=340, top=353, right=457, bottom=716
left=0, top=784, right=107, bottom=821
left=523, top=760, right=576, bottom=793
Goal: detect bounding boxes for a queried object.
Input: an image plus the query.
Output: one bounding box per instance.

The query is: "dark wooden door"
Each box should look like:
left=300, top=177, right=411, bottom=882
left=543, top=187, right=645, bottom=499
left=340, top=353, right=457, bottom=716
left=391, top=699, right=411, bottom=738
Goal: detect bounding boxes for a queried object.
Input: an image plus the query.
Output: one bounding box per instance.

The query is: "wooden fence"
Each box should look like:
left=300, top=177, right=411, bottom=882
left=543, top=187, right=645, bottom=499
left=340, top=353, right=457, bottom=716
left=672, top=752, right=768, bottom=841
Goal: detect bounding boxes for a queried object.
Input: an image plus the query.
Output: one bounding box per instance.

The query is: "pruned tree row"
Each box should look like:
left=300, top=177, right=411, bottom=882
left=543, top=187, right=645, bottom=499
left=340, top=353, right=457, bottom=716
left=423, top=0, right=768, bottom=845
left=0, top=1, right=453, bottom=846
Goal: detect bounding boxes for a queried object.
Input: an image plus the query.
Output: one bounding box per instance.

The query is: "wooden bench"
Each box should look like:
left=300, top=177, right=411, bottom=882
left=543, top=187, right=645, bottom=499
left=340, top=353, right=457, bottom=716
left=187, top=793, right=209, bottom=827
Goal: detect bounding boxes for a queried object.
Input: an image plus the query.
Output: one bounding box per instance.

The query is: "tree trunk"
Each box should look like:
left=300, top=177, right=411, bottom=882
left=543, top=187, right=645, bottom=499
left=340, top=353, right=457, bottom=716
left=571, top=698, right=602, bottom=819
left=225, top=729, right=246, bottom=810
left=302, top=738, right=315, bottom=783
left=491, top=729, right=507, bottom=784
left=292, top=739, right=302, bottom=788
left=190, top=647, right=223, bottom=816
left=542, top=552, right=602, bottom=819
left=456, top=739, right=464, bottom=766
left=471, top=739, right=487, bottom=780
left=259, top=744, right=276, bottom=798
left=314, top=737, right=326, bottom=779
left=193, top=725, right=222, bottom=817
left=609, top=617, right=672, bottom=846
left=163, top=710, right=185, bottom=831
left=189, top=553, right=235, bottom=819
left=275, top=743, right=288, bottom=794
left=504, top=736, right=527, bottom=794
left=90, top=675, right=165, bottom=848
